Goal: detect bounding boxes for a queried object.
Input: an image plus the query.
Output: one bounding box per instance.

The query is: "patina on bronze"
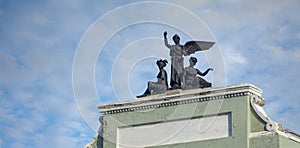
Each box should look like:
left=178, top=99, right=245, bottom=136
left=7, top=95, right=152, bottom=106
left=163, top=31, right=214, bottom=89
left=183, top=57, right=212, bottom=89
left=137, top=59, right=168, bottom=98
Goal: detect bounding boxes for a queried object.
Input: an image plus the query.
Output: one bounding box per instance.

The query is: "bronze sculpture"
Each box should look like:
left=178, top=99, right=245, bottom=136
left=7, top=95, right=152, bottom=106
left=164, top=31, right=185, bottom=89
left=136, top=59, right=168, bottom=98
left=183, top=57, right=212, bottom=89
left=164, top=31, right=214, bottom=89
left=136, top=32, right=215, bottom=98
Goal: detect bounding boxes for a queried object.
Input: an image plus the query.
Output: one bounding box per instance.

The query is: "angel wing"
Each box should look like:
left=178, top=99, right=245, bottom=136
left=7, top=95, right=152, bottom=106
left=183, top=41, right=215, bottom=55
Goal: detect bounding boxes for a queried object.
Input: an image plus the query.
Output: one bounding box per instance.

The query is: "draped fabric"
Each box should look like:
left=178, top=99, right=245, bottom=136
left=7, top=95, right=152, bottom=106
left=169, top=45, right=184, bottom=87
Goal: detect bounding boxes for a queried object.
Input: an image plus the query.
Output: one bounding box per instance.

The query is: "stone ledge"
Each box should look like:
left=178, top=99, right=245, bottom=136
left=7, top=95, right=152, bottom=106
left=98, top=84, right=262, bottom=115
left=250, top=131, right=300, bottom=144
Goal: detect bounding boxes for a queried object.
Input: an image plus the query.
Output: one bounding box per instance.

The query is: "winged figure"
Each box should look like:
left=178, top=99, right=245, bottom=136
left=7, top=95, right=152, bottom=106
left=163, top=31, right=214, bottom=89
left=183, top=41, right=215, bottom=55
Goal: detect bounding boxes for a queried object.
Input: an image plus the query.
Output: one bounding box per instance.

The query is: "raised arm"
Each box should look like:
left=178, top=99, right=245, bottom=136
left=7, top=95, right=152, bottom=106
left=164, top=31, right=171, bottom=49
left=197, top=68, right=213, bottom=76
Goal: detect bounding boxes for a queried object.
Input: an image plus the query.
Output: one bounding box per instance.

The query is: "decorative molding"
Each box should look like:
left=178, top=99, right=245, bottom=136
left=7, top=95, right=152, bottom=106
left=250, top=131, right=300, bottom=143
left=250, top=95, right=281, bottom=132
left=102, top=92, right=247, bottom=115
left=99, top=84, right=262, bottom=115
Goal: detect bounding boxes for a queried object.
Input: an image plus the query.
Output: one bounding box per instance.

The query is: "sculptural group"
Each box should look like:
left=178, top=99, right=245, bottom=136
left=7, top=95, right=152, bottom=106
left=137, top=31, right=214, bottom=98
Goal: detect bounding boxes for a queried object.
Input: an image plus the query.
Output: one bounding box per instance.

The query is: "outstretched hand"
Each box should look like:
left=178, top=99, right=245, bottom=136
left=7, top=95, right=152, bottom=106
left=209, top=68, right=213, bottom=71
left=163, top=31, right=167, bottom=38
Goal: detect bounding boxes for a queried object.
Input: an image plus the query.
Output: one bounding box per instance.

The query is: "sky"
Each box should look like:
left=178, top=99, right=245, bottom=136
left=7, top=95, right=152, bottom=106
left=0, top=0, right=300, bottom=147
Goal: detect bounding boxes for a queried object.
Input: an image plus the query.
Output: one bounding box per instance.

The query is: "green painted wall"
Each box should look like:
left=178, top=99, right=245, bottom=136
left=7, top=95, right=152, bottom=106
left=249, top=106, right=265, bottom=133
left=102, top=95, right=252, bottom=148
left=249, top=134, right=279, bottom=148
left=279, top=136, right=300, bottom=148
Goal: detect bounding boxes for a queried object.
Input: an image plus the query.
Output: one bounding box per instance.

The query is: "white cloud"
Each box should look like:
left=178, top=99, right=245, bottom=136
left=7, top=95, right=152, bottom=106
left=263, top=45, right=300, bottom=62
left=0, top=1, right=104, bottom=147
left=223, top=46, right=247, bottom=65
left=1, top=1, right=300, bottom=147
left=263, top=45, right=287, bottom=60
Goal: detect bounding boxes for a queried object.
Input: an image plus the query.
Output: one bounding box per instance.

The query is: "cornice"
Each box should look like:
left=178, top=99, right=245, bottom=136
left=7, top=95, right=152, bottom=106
left=99, top=84, right=262, bottom=115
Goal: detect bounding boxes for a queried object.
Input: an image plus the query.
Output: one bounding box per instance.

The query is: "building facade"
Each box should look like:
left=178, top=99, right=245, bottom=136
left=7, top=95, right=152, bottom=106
left=86, top=84, right=300, bottom=148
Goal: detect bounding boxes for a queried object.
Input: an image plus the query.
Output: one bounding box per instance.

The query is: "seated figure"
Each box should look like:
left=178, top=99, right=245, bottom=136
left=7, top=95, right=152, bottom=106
left=137, top=59, right=168, bottom=98
left=183, top=57, right=212, bottom=89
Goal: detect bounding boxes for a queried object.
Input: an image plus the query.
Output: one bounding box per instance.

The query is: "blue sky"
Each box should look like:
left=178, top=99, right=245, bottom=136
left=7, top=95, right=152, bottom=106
left=0, top=0, right=300, bottom=147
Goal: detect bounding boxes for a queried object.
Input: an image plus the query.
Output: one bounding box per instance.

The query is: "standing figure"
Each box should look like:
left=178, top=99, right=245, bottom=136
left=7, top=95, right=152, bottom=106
left=183, top=57, right=213, bottom=89
left=164, top=31, right=186, bottom=89
left=137, top=59, right=168, bottom=98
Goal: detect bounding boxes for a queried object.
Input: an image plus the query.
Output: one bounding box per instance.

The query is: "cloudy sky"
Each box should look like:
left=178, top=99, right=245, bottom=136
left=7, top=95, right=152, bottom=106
left=1, top=0, right=300, bottom=147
